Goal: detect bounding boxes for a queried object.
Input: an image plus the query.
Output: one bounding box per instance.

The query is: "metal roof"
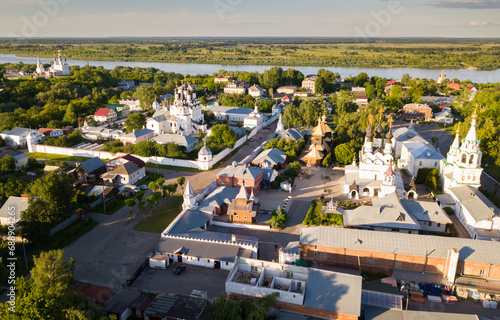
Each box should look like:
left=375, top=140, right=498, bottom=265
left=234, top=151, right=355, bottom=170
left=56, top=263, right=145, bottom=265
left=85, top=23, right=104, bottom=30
left=101, top=162, right=139, bottom=179
left=300, top=227, right=500, bottom=265
left=145, top=295, right=207, bottom=319
left=0, top=196, right=29, bottom=222
left=217, top=165, right=264, bottom=180
left=196, top=186, right=240, bottom=215
left=435, top=193, right=454, bottom=206
left=400, top=200, right=452, bottom=224
left=345, top=193, right=421, bottom=230
left=167, top=209, right=211, bottom=235
left=449, top=185, right=500, bottom=222
left=123, top=128, right=154, bottom=139
left=252, top=148, right=286, bottom=166
left=410, top=145, right=443, bottom=160
left=156, top=237, right=240, bottom=262
left=79, top=157, right=105, bottom=173
left=152, top=133, right=197, bottom=146
left=209, top=106, right=253, bottom=115
left=103, top=288, right=142, bottom=315
left=304, top=268, right=362, bottom=317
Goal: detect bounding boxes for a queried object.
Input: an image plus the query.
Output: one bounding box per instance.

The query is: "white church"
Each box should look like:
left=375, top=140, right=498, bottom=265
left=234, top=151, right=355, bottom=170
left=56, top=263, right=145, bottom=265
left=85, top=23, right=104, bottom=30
left=34, top=50, right=72, bottom=77
left=344, top=111, right=404, bottom=199
left=147, top=83, right=207, bottom=136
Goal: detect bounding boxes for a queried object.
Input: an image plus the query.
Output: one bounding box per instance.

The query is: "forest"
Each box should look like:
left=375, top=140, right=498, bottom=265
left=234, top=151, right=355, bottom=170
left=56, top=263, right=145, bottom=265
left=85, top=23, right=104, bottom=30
left=1, top=38, right=500, bottom=69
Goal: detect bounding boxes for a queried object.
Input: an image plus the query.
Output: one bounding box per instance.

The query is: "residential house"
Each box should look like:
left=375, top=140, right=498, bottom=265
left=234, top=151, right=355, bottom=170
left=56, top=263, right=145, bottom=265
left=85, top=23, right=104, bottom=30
left=0, top=127, right=42, bottom=147
left=119, top=97, right=142, bottom=112
left=251, top=148, right=286, bottom=170
left=281, top=94, right=292, bottom=104
left=226, top=185, right=258, bottom=224
left=206, top=106, right=253, bottom=123
left=101, top=162, right=144, bottom=186
left=0, top=195, right=29, bottom=225
left=81, top=127, right=124, bottom=141
left=448, top=185, right=500, bottom=240
left=447, top=80, right=461, bottom=91
left=216, top=163, right=265, bottom=194
left=301, top=75, right=317, bottom=93
left=0, top=149, right=29, bottom=170
left=102, top=288, right=143, bottom=320
left=300, top=227, right=500, bottom=286
left=152, top=134, right=198, bottom=153
left=354, top=93, right=369, bottom=107
left=106, top=154, right=145, bottom=171
left=402, top=103, right=433, bottom=121
left=120, top=128, right=154, bottom=145
left=224, top=81, right=249, bottom=95
left=433, top=109, right=454, bottom=124
left=214, top=75, right=232, bottom=83
left=105, top=104, right=130, bottom=119
left=420, top=96, right=454, bottom=107
left=248, top=85, right=265, bottom=98
left=39, top=128, right=64, bottom=138
left=352, top=86, right=366, bottom=94
left=94, top=108, right=117, bottom=123
left=75, top=157, right=106, bottom=181
left=277, top=85, right=299, bottom=95
left=117, top=79, right=136, bottom=91
left=144, top=295, right=207, bottom=320
left=226, top=257, right=362, bottom=320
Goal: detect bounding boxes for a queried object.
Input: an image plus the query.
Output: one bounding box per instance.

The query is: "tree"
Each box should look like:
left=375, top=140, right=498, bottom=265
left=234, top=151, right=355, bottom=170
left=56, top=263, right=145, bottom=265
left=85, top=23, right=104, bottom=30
left=0, top=154, right=15, bottom=171
left=166, top=183, right=177, bottom=197
left=314, top=77, right=328, bottom=95
left=259, top=67, right=283, bottom=90
left=210, top=293, right=277, bottom=320
left=27, top=157, right=38, bottom=168
left=133, top=85, right=157, bottom=109
left=334, top=143, right=357, bottom=165
left=29, top=172, right=75, bottom=217
left=137, top=200, right=146, bottom=219
left=31, top=250, right=74, bottom=295
left=206, top=124, right=237, bottom=150
left=146, top=196, right=155, bottom=215
left=322, top=153, right=333, bottom=167
left=353, top=72, right=369, bottom=86
left=21, top=199, right=52, bottom=244
left=177, top=176, right=185, bottom=192
left=124, top=112, right=146, bottom=133
left=136, top=190, right=145, bottom=202
left=125, top=198, right=136, bottom=220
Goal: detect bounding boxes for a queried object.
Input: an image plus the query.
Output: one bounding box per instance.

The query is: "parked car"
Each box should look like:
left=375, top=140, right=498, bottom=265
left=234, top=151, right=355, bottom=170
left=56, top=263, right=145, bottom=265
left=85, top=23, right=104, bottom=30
left=138, top=185, right=148, bottom=190
left=174, top=265, right=186, bottom=275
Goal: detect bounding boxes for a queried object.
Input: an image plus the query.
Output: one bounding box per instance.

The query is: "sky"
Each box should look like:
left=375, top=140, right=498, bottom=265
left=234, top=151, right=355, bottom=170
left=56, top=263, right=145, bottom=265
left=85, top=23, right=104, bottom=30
left=0, top=0, right=499, bottom=38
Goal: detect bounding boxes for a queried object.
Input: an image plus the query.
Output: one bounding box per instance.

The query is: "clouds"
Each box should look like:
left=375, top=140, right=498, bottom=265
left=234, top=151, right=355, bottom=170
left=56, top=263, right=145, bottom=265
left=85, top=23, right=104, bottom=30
left=426, top=0, right=500, bottom=9
left=460, top=21, right=500, bottom=26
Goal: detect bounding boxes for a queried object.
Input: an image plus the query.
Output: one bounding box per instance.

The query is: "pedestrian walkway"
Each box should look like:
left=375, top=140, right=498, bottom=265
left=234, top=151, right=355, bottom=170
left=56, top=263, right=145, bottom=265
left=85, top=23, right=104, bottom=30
left=448, top=214, right=471, bottom=238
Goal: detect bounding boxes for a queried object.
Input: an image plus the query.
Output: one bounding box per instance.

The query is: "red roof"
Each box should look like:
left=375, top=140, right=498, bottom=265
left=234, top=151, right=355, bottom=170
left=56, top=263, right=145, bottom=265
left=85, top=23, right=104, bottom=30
left=111, top=154, right=146, bottom=168
left=282, top=94, right=291, bottom=101
left=386, top=80, right=398, bottom=86
left=385, top=164, right=394, bottom=176
left=95, top=108, right=112, bottom=117
left=39, top=128, right=54, bottom=134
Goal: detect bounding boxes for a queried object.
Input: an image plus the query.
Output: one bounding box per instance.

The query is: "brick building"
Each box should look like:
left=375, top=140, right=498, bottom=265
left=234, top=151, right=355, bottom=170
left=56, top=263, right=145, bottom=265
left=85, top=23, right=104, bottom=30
left=216, top=163, right=264, bottom=194
left=402, top=103, right=433, bottom=121
left=299, top=227, right=500, bottom=287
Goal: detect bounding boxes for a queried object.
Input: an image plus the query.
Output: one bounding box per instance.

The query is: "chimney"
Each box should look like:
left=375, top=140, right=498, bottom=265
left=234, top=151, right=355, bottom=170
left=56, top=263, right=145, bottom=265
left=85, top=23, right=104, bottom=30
left=21, top=194, right=29, bottom=201
left=231, top=234, right=236, bottom=243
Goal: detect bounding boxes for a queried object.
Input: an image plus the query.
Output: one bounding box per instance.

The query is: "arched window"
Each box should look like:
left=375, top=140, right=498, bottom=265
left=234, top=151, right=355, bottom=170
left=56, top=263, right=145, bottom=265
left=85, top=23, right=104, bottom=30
left=461, top=154, right=467, bottom=163
left=469, top=155, right=474, bottom=165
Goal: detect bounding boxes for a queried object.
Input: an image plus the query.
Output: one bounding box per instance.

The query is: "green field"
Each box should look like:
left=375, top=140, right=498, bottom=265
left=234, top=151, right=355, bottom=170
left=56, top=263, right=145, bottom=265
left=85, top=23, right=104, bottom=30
left=2, top=38, right=500, bottom=70
left=133, top=195, right=183, bottom=233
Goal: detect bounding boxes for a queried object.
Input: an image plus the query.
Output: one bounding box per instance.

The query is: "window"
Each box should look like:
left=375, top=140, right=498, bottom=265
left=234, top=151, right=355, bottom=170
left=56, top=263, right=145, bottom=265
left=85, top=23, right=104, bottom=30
left=419, top=161, right=422, bottom=166
left=479, top=270, right=486, bottom=276
left=207, top=260, right=210, bottom=263
left=244, top=216, right=247, bottom=220
left=251, top=266, right=258, bottom=272
left=437, top=223, right=441, bottom=227
left=226, top=262, right=229, bottom=266
left=428, top=222, right=432, bottom=227
left=197, top=258, right=200, bottom=261
left=235, top=215, right=239, bottom=219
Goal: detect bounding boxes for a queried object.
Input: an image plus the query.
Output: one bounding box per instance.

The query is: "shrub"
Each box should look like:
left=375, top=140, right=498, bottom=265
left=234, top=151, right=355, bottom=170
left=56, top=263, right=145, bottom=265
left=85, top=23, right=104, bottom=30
left=269, top=206, right=287, bottom=229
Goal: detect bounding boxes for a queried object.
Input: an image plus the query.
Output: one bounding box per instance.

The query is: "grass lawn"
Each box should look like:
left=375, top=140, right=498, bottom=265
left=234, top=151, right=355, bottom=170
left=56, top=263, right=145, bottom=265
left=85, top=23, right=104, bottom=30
left=28, top=152, right=109, bottom=162
left=133, top=195, right=183, bottom=233
left=145, top=163, right=202, bottom=172
left=93, top=197, right=126, bottom=215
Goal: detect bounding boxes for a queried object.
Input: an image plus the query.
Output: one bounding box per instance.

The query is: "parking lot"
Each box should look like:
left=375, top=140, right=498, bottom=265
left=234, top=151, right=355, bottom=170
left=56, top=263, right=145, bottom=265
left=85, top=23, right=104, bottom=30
left=132, top=264, right=229, bottom=299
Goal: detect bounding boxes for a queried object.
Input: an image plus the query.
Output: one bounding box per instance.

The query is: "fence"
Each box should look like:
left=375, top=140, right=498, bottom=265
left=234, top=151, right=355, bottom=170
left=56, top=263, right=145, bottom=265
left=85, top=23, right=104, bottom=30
left=49, top=213, right=78, bottom=236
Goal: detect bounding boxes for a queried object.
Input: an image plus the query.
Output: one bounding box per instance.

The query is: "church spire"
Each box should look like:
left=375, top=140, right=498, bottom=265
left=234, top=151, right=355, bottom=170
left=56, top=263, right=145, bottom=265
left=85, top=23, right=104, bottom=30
left=451, top=122, right=461, bottom=150
left=465, top=106, right=478, bottom=143
left=276, top=113, right=284, bottom=132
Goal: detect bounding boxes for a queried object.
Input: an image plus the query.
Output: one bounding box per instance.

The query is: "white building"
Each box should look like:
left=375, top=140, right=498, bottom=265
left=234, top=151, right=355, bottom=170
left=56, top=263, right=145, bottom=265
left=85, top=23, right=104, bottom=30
left=224, top=81, right=249, bottom=94
left=434, top=109, right=454, bottom=124
left=391, top=121, right=428, bottom=159
left=119, top=98, right=142, bottom=112
left=206, top=106, right=253, bottom=123
left=302, top=75, right=317, bottom=93
left=248, top=85, right=265, bottom=97
left=0, top=150, right=29, bottom=170
left=344, top=113, right=403, bottom=199
left=0, top=127, right=42, bottom=147
left=101, top=162, right=145, bottom=186
left=440, top=111, right=483, bottom=192
left=117, top=80, right=136, bottom=91
left=398, top=141, right=443, bottom=177
left=243, top=104, right=264, bottom=128
left=34, top=51, right=72, bottom=77
left=0, top=195, right=29, bottom=225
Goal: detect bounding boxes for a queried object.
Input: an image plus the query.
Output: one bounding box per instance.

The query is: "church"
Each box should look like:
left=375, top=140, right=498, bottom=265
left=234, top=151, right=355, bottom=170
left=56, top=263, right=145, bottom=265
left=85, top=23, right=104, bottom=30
left=147, top=83, right=206, bottom=136
left=34, top=50, right=72, bottom=77
left=344, top=110, right=404, bottom=199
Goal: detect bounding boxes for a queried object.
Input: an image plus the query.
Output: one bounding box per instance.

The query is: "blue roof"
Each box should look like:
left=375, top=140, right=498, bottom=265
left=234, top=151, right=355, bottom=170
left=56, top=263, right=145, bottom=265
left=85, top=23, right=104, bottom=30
left=124, top=128, right=154, bottom=139
left=410, top=146, right=444, bottom=160
left=80, top=157, right=105, bottom=173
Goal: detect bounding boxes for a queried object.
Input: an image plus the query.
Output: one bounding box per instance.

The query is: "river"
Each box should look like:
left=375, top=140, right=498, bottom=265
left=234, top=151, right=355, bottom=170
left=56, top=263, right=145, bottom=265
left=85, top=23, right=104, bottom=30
left=1, top=53, right=498, bottom=83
